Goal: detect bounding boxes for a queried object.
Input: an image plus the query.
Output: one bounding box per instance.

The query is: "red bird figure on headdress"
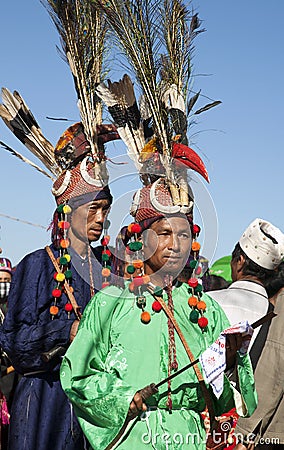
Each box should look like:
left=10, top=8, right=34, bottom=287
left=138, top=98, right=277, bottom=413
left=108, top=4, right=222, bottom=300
left=172, top=142, right=209, bottom=183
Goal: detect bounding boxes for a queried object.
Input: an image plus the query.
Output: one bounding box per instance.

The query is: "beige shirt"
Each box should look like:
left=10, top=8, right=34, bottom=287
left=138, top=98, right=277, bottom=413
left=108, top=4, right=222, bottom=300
left=235, top=289, right=284, bottom=444
left=207, top=280, right=269, bottom=347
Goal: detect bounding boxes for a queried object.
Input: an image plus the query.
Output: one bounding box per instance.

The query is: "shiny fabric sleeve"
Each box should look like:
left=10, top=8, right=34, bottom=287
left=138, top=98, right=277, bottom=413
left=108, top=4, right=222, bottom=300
left=60, top=287, right=136, bottom=450
left=0, top=249, right=74, bottom=374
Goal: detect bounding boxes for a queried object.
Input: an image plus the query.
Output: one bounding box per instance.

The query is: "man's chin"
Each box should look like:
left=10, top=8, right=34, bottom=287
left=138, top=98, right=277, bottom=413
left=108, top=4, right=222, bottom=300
left=88, top=231, right=102, bottom=241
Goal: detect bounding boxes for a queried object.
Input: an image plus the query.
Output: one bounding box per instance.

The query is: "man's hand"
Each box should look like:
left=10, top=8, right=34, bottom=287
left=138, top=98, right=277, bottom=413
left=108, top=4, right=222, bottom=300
left=225, top=332, right=243, bottom=369
left=69, top=319, right=80, bottom=343
left=128, top=392, right=147, bottom=419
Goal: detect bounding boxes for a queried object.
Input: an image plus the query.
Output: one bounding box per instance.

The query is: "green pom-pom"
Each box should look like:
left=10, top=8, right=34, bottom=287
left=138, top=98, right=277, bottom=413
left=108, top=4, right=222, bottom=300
left=194, top=284, right=203, bottom=293
left=102, top=253, right=110, bottom=262
left=189, top=260, right=198, bottom=269
left=154, top=286, right=163, bottom=296
left=57, top=204, right=64, bottom=213
left=129, top=241, right=143, bottom=251
left=64, top=270, right=72, bottom=279
left=189, top=309, right=199, bottom=323
left=127, top=265, right=135, bottom=274
left=59, top=256, right=68, bottom=265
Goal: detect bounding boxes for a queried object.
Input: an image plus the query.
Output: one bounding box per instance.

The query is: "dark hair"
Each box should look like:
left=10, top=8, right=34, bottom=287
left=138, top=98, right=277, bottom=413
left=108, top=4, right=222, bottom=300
left=231, top=243, right=275, bottom=282
left=202, top=273, right=231, bottom=292
left=264, top=262, right=284, bottom=298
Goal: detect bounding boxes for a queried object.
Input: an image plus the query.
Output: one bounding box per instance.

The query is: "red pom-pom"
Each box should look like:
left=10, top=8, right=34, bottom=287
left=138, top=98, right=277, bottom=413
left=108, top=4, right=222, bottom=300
left=64, top=303, right=73, bottom=312
left=193, top=224, right=201, bottom=235
left=188, top=277, right=198, bottom=288
left=198, top=316, right=208, bottom=329
left=102, top=281, right=110, bottom=289
left=152, top=300, right=162, bottom=312
left=102, top=249, right=111, bottom=256
left=132, top=223, right=142, bottom=234
left=133, top=276, right=144, bottom=287
left=52, top=288, right=62, bottom=298
left=58, top=221, right=70, bottom=230
left=101, top=237, right=110, bottom=246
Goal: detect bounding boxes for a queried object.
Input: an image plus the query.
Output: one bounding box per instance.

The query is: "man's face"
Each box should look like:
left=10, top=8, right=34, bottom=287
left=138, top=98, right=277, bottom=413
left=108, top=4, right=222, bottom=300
left=0, top=271, right=11, bottom=282
left=70, top=198, right=111, bottom=243
left=143, top=216, right=192, bottom=283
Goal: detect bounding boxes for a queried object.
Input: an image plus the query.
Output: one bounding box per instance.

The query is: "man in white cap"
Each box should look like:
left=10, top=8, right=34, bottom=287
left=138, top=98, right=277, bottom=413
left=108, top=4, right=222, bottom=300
left=207, top=218, right=284, bottom=353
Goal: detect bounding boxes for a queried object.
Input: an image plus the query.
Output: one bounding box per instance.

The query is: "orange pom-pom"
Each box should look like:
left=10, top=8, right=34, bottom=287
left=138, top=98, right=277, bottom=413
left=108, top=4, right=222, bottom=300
left=129, top=281, right=135, bottom=292
left=192, top=241, right=201, bottom=252
left=50, top=305, right=59, bottom=316
left=127, top=223, right=135, bottom=233
left=188, top=296, right=198, bottom=307
left=133, top=259, right=144, bottom=269
left=141, top=311, right=151, bottom=324
left=60, top=238, right=70, bottom=249
left=102, top=268, right=111, bottom=277
left=197, top=301, right=206, bottom=311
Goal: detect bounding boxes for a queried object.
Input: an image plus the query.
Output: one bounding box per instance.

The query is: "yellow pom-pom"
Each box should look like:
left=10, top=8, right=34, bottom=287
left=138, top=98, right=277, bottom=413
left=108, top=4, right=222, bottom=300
left=63, top=205, right=72, bottom=214
left=56, top=273, right=65, bottom=282
left=64, top=254, right=71, bottom=263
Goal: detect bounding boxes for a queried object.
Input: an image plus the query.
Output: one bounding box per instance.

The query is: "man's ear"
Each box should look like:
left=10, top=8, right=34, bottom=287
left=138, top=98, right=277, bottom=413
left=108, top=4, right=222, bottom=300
left=236, top=254, right=246, bottom=273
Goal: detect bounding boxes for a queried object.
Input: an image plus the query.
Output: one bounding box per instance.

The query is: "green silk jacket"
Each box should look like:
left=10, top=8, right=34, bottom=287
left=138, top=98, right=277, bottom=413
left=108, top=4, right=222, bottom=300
left=61, top=282, right=257, bottom=449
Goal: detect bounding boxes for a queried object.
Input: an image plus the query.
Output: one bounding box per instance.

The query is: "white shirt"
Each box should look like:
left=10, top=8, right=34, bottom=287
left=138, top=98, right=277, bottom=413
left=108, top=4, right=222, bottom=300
left=207, top=280, right=269, bottom=347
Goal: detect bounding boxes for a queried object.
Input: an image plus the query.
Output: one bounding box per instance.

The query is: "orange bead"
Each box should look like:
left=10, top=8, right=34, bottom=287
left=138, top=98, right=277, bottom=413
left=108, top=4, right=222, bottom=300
left=50, top=305, right=59, bottom=316
left=133, top=259, right=144, bottom=269
left=197, top=300, right=206, bottom=311
left=127, top=223, right=135, bottom=233
left=102, top=268, right=111, bottom=277
left=188, top=296, right=198, bottom=307
left=60, top=238, right=70, bottom=249
left=192, top=241, right=201, bottom=252
left=141, top=311, right=151, bottom=324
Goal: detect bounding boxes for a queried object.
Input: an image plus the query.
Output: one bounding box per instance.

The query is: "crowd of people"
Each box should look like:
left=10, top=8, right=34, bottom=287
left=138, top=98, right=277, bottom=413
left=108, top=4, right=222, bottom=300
left=0, top=1, right=284, bottom=450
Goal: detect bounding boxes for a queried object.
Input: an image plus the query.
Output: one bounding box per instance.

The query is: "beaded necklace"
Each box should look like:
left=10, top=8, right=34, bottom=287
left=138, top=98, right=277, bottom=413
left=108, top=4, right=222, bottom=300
left=50, top=204, right=111, bottom=319
left=126, top=221, right=208, bottom=331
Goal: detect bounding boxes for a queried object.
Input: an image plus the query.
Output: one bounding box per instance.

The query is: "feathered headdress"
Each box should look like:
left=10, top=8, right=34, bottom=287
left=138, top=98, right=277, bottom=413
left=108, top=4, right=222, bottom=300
left=93, top=0, right=221, bottom=214
left=0, top=0, right=117, bottom=192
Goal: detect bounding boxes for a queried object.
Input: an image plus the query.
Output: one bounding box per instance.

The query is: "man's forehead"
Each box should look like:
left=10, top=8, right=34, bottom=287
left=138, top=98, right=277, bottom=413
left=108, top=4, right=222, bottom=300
left=151, top=216, right=190, bottom=230
left=88, top=198, right=110, bottom=208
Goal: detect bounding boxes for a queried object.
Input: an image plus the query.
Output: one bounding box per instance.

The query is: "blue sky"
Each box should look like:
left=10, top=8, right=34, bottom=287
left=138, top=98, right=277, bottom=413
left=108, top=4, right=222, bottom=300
left=1, top=0, right=284, bottom=266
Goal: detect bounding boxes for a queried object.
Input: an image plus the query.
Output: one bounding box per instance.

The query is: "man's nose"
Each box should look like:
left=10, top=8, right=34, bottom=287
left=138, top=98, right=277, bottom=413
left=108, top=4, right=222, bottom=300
left=95, top=208, right=105, bottom=223
left=170, top=234, right=181, bottom=252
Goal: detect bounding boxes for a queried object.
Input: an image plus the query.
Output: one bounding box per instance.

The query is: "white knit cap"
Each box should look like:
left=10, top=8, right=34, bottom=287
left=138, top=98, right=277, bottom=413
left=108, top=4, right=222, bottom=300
left=239, top=218, right=284, bottom=270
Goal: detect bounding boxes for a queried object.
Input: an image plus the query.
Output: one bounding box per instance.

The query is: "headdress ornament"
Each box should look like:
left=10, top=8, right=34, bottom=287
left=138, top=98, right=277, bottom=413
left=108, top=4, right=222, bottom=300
left=93, top=0, right=221, bottom=214
left=0, top=0, right=119, bottom=202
